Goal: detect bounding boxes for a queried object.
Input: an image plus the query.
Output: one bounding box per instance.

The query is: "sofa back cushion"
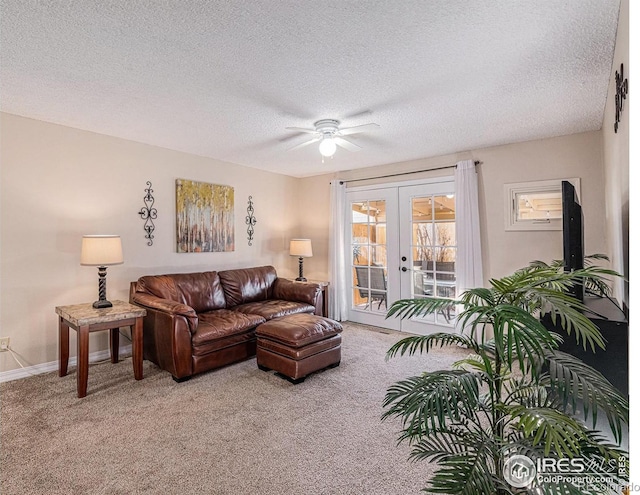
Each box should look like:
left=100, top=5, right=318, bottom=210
left=136, top=271, right=226, bottom=313
left=218, top=266, right=277, bottom=307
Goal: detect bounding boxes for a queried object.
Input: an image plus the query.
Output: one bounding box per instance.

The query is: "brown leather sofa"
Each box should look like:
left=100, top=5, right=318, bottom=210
left=129, top=266, right=321, bottom=381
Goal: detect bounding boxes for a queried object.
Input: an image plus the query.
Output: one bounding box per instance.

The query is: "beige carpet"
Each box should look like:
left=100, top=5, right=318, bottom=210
left=0, top=322, right=468, bottom=495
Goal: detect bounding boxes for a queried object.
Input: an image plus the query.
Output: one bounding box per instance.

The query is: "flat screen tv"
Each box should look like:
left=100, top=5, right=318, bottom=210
left=562, top=180, right=584, bottom=301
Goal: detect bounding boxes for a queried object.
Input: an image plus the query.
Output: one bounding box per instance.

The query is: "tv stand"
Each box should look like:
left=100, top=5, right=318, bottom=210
left=542, top=296, right=628, bottom=396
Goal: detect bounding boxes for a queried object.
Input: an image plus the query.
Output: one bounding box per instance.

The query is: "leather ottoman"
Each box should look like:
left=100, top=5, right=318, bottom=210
left=256, top=313, right=343, bottom=383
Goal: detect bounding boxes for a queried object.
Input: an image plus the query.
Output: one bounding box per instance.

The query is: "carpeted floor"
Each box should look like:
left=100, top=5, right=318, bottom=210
left=0, top=322, right=469, bottom=495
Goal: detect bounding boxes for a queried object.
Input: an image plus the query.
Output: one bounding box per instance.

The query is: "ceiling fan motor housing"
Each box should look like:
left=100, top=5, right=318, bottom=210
left=314, top=119, right=340, bottom=136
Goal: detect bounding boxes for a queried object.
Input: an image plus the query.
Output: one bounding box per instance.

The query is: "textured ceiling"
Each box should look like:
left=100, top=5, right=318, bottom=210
left=0, top=1, right=621, bottom=178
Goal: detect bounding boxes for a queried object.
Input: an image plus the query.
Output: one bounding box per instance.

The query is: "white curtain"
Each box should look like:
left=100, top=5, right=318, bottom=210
left=455, top=160, right=484, bottom=292
left=329, top=180, right=348, bottom=321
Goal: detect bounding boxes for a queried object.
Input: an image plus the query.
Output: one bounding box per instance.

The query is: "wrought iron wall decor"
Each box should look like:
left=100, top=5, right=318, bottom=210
left=138, top=181, right=157, bottom=246
left=246, top=196, right=257, bottom=246
left=614, top=63, right=628, bottom=133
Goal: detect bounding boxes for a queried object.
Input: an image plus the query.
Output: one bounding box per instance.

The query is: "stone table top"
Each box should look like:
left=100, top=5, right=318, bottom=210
left=288, top=279, right=329, bottom=287
left=55, top=300, right=146, bottom=327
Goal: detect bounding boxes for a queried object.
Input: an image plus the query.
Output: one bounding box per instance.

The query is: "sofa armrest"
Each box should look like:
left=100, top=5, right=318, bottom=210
left=131, top=293, right=198, bottom=331
left=273, top=278, right=321, bottom=305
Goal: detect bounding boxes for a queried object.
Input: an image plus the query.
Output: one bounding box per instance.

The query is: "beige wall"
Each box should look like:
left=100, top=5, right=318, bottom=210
left=0, top=113, right=299, bottom=373
left=0, top=103, right=622, bottom=375
left=298, top=131, right=608, bottom=283
left=602, top=0, right=629, bottom=308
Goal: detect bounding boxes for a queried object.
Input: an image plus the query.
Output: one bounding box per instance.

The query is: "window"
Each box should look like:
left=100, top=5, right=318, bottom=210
left=504, top=178, right=580, bottom=231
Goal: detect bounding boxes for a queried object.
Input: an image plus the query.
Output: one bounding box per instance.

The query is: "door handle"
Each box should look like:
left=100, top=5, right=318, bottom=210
left=401, top=267, right=408, bottom=272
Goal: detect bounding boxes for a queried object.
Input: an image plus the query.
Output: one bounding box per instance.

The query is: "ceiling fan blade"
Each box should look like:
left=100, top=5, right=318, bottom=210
left=285, top=127, right=318, bottom=135
left=334, top=136, right=362, bottom=152
left=288, top=137, right=321, bottom=151
left=337, top=123, right=380, bottom=136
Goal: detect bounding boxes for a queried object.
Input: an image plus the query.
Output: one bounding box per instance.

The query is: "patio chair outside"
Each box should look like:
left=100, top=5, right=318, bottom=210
left=355, top=266, right=387, bottom=310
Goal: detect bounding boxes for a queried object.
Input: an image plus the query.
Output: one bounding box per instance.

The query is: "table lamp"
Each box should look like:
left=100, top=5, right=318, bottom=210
left=289, top=239, right=313, bottom=281
left=81, top=235, right=124, bottom=308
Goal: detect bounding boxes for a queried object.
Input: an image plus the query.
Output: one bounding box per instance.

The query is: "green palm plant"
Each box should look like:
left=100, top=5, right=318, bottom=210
left=382, top=257, right=628, bottom=494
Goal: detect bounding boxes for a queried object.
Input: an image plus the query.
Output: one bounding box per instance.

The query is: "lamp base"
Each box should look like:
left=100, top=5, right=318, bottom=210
left=296, top=257, right=307, bottom=283
left=92, top=299, right=113, bottom=309
left=93, top=266, right=113, bottom=309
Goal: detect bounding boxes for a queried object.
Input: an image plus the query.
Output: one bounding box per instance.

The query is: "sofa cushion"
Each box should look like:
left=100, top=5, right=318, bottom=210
left=192, top=329, right=257, bottom=356
left=256, top=313, right=343, bottom=348
left=233, top=300, right=316, bottom=320
left=272, top=278, right=321, bottom=306
left=137, top=272, right=226, bottom=313
left=218, top=266, right=277, bottom=307
left=192, top=309, right=266, bottom=347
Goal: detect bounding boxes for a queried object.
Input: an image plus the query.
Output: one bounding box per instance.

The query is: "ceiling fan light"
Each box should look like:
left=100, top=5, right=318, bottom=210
left=319, top=137, right=337, bottom=157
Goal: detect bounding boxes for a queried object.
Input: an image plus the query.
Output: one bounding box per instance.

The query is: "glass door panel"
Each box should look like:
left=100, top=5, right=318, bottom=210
left=346, top=189, right=400, bottom=329
left=399, top=183, right=457, bottom=334
left=351, top=200, right=388, bottom=313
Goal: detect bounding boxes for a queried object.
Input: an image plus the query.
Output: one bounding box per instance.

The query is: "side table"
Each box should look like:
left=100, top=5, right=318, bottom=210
left=55, top=300, right=147, bottom=398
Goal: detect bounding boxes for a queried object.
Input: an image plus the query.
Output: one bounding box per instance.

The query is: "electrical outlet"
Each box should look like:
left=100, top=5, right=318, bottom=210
left=0, top=337, right=9, bottom=351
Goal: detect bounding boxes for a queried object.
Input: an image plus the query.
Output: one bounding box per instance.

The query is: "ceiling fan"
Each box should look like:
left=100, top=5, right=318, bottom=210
left=286, top=119, right=380, bottom=158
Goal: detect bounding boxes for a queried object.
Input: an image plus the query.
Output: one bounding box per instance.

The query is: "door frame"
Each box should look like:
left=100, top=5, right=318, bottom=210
left=344, top=175, right=456, bottom=333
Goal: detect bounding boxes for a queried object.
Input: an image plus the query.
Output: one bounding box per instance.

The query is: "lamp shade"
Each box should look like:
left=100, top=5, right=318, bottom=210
left=289, top=239, right=313, bottom=258
left=80, top=235, right=124, bottom=266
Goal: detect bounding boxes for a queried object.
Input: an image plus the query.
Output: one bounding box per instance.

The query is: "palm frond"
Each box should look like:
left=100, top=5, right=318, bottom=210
left=497, top=264, right=618, bottom=312
left=490, top=265, right=570, bottom=303
left=529, top=289, right=606, bottom=351
left=455, top=304, right=495, bottom=343
left=528, top=259, right=558, bottom=269
left=385, top=332, right=478, bottom=361
left=486, top=304, right=558, bottom=374
left=574, top=429, right=628, bottom=461
left=458, top=287, right=496, bottom=307
left=503, top=379, right=549, bottom=408
left=524, top=255, right=621, bottom=305
left=453, top=354, right=494, bottom=376
left=546, top=350, right=628, bottom=443
left=583, top=253, right=610, bottom=264
left=408, top=427, right=492, bottom=463
left=506, top=406, right=588, bottom=457
left=382, top=371, right=481, bottom=438
left=386, top=297, right=459, bottom=321
left=426, top=454, right=498, bottom=494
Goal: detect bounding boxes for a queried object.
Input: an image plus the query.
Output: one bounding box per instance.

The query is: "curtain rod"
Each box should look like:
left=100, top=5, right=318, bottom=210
left=338, top=160, right=480, bottom=184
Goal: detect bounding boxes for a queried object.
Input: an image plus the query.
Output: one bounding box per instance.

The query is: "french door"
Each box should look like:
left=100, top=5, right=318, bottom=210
left=345, top=179, right=458, bottom=335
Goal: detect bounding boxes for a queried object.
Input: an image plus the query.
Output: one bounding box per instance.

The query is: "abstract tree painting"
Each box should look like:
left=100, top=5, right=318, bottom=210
left=176, top=179, right=234, bottom=252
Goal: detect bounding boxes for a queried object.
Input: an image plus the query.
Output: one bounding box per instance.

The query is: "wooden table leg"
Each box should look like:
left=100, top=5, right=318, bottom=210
left=322, top=287, right=328, bottom=318
left=76, top=325, right=90, bottom=398
left=58, top=317, right=69, bottom=377
left=110, top=328, right=119, bottom=363
left=132, top=317, right=143, bottom=380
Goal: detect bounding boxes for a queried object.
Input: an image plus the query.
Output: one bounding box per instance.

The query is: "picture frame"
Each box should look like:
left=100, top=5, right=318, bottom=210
left=176, top=179, right=235, bottom=252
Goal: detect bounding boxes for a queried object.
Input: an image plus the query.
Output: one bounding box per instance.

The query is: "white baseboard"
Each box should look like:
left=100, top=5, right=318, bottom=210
left=0, top=345, right=132, bottom=383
